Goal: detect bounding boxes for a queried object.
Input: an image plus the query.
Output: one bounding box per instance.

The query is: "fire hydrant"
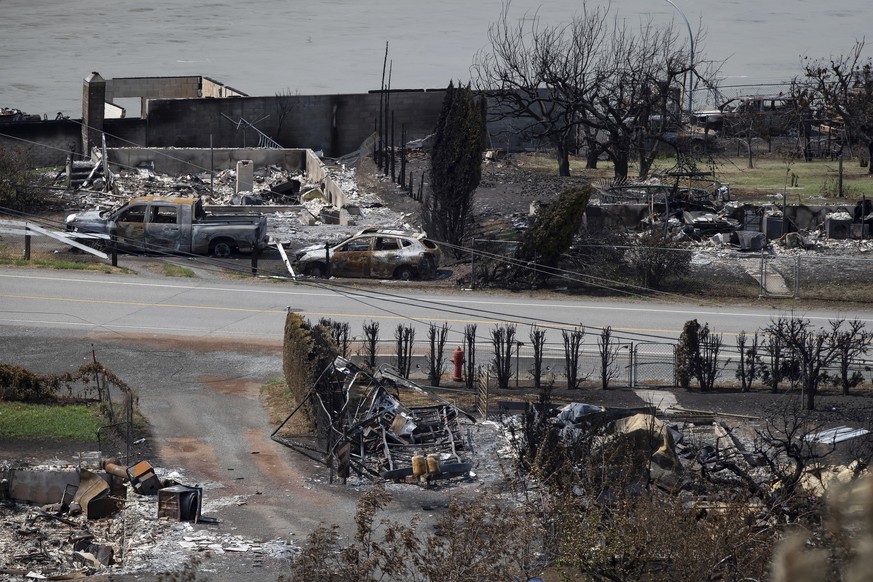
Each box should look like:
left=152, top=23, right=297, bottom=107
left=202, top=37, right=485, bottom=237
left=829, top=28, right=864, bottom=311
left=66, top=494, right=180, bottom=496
left=451, top=346, right=465, bottom=382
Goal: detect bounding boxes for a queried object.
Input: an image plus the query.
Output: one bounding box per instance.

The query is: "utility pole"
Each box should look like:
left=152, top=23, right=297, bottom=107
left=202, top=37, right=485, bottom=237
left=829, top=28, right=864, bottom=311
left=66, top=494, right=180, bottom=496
left=664, top=0, right=695, bottom=114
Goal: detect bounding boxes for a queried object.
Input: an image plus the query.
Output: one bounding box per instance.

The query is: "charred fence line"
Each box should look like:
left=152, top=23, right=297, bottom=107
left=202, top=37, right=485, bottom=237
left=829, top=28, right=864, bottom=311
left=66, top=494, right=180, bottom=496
left=342, top=324, right=873, bottom=395
left=347, top=338, right=674, bottom=390
left=467, top=237, right=873, bottom=301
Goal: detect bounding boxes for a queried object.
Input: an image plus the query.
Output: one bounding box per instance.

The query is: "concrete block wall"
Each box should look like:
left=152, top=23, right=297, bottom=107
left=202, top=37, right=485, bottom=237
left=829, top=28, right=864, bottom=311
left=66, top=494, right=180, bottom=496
left=106, top=76, right=202, bottom=101
left=0, top=120, right=82, bottom=167
left=141, top=90, right=450, bottom=158
left=105, top=76, right=247, bottom=117
left=145, top=97, right=277, bottom=148
left=202, top=77, right=247, bottom=98
left=305, top=149, right=347, bottom=207
left=3, top=82, right=544, bottom=169
left=104, top=118, right=148, bottom=151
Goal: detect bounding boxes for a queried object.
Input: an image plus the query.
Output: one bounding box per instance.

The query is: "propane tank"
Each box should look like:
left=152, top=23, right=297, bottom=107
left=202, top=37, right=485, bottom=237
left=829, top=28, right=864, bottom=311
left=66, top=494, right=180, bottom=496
left=426, top=454, right=441, bottom=477
left=411, top=454, right=427, bottom=479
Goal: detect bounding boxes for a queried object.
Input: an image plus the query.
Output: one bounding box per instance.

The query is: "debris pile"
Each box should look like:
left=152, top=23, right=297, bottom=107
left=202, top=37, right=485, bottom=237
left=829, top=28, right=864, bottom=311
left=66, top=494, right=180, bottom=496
left=57, top=159, right=412, bottom=253
left=0, top=459, right=297, bottom=578
left=271, top=356, right=474, bottom=485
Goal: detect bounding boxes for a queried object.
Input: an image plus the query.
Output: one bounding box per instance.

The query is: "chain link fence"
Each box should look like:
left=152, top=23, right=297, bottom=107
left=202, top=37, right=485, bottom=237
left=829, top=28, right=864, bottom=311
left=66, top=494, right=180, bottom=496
left=468, top=237, right=873, bottom=302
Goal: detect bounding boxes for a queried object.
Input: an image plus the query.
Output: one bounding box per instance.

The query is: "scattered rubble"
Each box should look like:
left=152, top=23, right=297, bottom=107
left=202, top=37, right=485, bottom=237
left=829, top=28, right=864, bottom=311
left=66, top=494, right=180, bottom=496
left=50, top=149, right=873, bottom=266
left=54, top=157, right=414, bottom=253
left=0, top=459, right=297, bottom=578
left=271, top=357, right=474, bottom=484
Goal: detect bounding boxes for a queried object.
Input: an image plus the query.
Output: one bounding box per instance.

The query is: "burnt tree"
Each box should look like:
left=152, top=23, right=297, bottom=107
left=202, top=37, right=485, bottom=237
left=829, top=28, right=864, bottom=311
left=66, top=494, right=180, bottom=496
left=801, top=40, right=873, bottom=173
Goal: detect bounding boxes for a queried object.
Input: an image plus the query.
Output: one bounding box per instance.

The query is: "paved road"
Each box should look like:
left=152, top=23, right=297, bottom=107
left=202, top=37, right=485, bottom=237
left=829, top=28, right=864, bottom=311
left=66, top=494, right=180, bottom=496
left=2, top=267, right=870, bottom=346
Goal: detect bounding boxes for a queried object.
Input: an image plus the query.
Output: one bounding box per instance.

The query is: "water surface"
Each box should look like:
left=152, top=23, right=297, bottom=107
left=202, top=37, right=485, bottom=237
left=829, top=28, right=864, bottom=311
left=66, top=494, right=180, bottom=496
left=1, top=0, right=870, bottom=117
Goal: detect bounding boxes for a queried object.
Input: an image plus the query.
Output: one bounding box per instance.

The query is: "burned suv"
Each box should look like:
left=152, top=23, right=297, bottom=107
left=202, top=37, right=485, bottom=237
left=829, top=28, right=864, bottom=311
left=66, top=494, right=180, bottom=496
left=293, top=228, right=441, bottom=280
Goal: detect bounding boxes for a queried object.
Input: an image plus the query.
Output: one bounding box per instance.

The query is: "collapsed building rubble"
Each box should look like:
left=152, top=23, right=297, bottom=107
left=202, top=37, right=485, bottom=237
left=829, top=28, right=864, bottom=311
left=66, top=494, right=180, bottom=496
left=271, top=356, right=474, bottom=484
left=533, top=400, right=870, bottom=504
left=595, top=174, right=873, bottom=254
left=0, top=458, right=295, bottom=578
left=53, top=155, right=414, bottom=253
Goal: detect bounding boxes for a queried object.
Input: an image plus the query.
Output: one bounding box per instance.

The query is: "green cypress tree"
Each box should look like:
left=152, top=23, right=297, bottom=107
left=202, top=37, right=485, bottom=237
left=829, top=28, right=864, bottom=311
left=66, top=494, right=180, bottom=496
left=426, top=81, right=487, bottom=257
left=515, top=185, right=592, bottom=276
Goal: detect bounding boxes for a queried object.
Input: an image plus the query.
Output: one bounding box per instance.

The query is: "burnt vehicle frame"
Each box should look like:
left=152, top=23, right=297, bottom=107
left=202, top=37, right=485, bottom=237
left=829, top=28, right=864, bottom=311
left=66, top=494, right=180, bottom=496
left=294, top=228, right=441, bottom=280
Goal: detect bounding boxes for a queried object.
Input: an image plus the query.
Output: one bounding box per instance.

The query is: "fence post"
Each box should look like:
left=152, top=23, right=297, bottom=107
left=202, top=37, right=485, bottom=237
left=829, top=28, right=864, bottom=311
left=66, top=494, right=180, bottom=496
left=470, top=238, right=476, bottom=290
left=23, top=225, right=31, bottom=261
left=476, top=365, right=490, bottom=419
left=251, top=247, right=259, bottom=276
left=794, top=256, right=800, bottom=298
left=758, top=249, right=765, bottom=296
left=629, top=342, right=635, bottom=388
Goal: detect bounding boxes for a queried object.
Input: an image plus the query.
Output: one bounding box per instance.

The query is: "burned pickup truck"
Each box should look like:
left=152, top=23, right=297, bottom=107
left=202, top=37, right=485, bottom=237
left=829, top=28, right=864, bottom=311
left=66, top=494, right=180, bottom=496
left=65, top=195, right=269, bottom=257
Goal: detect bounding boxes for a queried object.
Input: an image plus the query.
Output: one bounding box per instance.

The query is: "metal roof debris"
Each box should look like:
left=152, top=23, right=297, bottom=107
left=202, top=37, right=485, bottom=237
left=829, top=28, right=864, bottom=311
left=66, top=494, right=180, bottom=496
left=271, top=356, right=473, bottom=485
left=803, top=425, right=871, bottom=444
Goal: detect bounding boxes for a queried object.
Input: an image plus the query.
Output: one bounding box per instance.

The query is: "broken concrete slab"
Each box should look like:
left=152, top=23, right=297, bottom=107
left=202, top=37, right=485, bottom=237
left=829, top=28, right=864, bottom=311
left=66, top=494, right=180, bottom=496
left=339, top=208, right=356, bottom=226
left=736, top=230, right=765, bottom=251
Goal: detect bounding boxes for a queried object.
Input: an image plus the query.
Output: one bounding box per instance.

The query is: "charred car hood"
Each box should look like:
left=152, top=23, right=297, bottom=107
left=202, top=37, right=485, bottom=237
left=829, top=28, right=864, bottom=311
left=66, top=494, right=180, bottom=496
left=65, top=209, right=112, bottom=233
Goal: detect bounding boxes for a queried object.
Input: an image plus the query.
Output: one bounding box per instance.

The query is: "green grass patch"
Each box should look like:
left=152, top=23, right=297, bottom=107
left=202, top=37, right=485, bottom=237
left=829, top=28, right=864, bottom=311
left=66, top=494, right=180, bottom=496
left=162, top=264, right=196, bottom=277
left=0, top=401, right=102, bottom=440
left=714, top=158, right=873, bottom=202
left=0, top=254, right=132, bottom=274
left=515, top=152, right=873, bottom=204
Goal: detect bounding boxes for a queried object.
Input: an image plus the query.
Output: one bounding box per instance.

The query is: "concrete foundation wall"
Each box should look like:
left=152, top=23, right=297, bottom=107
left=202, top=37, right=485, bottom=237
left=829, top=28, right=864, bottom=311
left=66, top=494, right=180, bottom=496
left=106, top=147, right=308, bottom=175
left=305, top=149, right=347, bottom=207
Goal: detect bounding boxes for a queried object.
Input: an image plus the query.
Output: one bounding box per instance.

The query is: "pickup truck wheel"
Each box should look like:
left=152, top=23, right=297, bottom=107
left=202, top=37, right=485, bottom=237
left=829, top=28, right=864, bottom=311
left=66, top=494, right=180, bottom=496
left=394, top=265, right=415, bottom=281
left=210, top=239, right=235, bottom=258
